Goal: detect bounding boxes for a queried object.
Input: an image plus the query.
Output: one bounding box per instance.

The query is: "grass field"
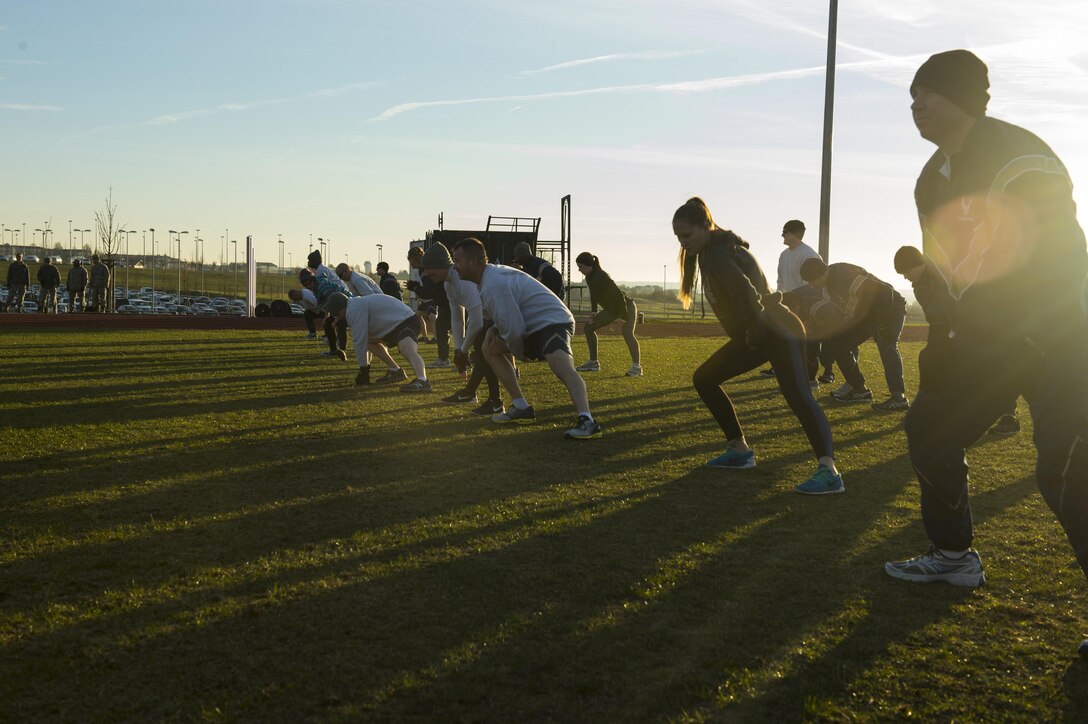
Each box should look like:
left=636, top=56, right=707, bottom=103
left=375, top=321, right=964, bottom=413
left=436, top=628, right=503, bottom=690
left=1, top=328, right=1086, bottom=721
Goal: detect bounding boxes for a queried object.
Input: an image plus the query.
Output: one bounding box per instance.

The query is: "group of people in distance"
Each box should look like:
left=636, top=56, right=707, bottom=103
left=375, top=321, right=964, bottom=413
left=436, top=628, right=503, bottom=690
left=3, top=252, right=111, bottom=313
left=675, top=49, right=1088, bottom=654
left=281, top=50, right=1088, bottom=653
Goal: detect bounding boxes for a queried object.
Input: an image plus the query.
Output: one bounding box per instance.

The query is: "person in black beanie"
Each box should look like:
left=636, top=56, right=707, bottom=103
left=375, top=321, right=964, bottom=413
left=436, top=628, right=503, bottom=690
left=886, top=52, right=1088, bottom=655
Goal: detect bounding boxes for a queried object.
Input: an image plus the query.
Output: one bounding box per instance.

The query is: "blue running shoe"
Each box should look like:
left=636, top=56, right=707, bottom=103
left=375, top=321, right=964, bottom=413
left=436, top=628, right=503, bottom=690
left=794, top=464, right=845, bottom=495
left=706, top=448, right=756, bottom=469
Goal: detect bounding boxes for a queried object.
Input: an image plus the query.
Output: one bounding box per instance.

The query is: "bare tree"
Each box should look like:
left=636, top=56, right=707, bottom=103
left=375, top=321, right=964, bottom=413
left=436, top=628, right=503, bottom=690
left=94, top=187, right=128, bottom=312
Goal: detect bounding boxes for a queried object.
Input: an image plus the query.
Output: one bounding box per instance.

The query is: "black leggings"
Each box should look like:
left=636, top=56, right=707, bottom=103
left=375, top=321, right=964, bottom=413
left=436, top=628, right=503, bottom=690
left=693, top=332, right=834, bottom=460
left=585, top=299, right=639, bottom=363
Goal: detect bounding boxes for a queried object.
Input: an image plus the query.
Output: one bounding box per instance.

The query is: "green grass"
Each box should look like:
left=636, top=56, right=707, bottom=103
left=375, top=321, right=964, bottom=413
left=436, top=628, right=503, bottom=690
left=1, top=328, right=1086, bottom=721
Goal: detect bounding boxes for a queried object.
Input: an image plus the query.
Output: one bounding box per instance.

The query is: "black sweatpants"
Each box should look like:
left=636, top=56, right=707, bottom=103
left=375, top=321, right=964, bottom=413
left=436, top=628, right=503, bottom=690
left=464, top=321, right=499, bottom=401
left=324, top=315, right=347, bottom=352
left=435, top=302, right=451, bottom=361
left=693, top=331, right=834, bottom=460
left=905, top=331, right=1088, bottom=578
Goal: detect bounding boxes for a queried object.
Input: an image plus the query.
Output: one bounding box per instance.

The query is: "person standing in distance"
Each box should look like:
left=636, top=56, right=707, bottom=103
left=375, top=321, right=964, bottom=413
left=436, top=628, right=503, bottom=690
left=5, top=253, right=29, bottom=312
left=885, top=53, right=1088, bottom=656
left=573, top=252, right=642, bottom=377
left=761, top=219, right=825, bottom=383
left=66, top=259, right=88, bottom=312
left=672, top=197, right=842, bottom=494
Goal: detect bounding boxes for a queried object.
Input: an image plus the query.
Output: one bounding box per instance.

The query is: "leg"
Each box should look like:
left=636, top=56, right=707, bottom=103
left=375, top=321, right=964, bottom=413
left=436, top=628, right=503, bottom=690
left=323, top=315, right=337, bottom=352
left=303, top=309, right=318, bottom=334
left=872, top=304, right=907, bottom=397
left=397, top=338, right=427, bottom=380
left=483, top=327, right=524, bottom=401
left=546, top=349, right=590, bottom=415
left=465, top=326, right=500, bottom=400
left=692, top=339, right=766, bottom=442
left=584, top=317, right=600, bottom=361
left=766, top=334, right=835, bottom=462
left=336, top=318, right=348, bottom=352
left=435, top=303, right=451, bottom=361
left=622, top=300, right=641, bottom=366
left=368, top=342, right=400, bottom=370
left=829, top=327, right=870, bottom=391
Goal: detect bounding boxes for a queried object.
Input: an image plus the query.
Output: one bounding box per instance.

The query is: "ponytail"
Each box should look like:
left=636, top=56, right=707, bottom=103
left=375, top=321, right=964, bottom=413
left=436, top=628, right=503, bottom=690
left=673, top=197, right=715, bottom=310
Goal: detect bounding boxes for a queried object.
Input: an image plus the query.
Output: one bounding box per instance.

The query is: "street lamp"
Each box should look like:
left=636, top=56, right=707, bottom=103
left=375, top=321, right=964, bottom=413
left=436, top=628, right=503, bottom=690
left=277, top=234, right=284, bottom=297
left=376, top=244, right=383, bottom=264
left=169, top=230, right=188, bottom=303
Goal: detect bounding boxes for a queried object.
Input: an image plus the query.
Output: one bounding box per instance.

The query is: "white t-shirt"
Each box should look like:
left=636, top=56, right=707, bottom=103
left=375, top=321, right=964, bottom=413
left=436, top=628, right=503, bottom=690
left=777, top=242, right=821, bottom=292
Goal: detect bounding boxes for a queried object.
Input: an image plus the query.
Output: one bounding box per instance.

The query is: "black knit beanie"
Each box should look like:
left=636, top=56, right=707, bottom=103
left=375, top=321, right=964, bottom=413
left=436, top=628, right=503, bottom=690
left=307, top=250, right=322, bottom=267
left=910, top=49, right=990, bottom=118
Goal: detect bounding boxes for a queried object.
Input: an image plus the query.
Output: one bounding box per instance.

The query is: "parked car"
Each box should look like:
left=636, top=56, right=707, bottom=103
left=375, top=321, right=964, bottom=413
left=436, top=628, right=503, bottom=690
left=24, top=255, right=40, bottom=263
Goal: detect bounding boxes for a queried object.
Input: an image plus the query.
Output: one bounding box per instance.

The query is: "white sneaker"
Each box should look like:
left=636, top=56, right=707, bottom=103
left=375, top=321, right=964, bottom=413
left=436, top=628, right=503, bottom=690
left=576, top=360, right=600, bottom=372
left=625, top=364, right=643, bottom=377
left=885, top=547, right=985, bottom=587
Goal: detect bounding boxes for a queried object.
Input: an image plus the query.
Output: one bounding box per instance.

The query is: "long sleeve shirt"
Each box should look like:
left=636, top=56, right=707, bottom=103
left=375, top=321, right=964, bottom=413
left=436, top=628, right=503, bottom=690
left=67, top=267, right=88, bottom=290
left=477, top=264, right=575, bottom=359
left=443, top=266, right=485, bottom=353
left=822, top=263, right=902, bottom=323
left=346, top=271, right=382, bottom=297
left=344, top=294, right=416, bottom=363
left=697, top=231, right=769, bottom=342
left=299, top=287, right=320, bottom=313
left=584, top=267, right=628, bottom=316
left=776, top=242, right=821, bottom=292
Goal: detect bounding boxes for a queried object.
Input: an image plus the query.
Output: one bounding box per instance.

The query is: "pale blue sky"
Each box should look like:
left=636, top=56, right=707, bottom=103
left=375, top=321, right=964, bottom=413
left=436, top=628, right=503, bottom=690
left=3, top=0, right=1088, bottom=284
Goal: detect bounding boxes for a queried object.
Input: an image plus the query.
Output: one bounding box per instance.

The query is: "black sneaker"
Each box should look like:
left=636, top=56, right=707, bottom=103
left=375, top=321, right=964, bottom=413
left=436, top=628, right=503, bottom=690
left=988, top=413, right=1021, bottom=437
left=832, top=387, right=874, bottom=403
left=471, top=399, right=504, bottom=416
left=872, top=396, right=909, bottom=411
left=374, top=368, right=409, bottom=384
left=564, top=415, right=602, bottom=439
left=818, top=370, right=835, bottom=384
left=400, top=378, right=432, bottom=393
left=442, top=389, right=478, bottom=404
left=759, top=368, right=776, bottom=378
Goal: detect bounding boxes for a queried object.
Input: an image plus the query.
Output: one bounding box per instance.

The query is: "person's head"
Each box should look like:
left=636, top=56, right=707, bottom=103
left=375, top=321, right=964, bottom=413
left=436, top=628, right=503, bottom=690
left=453, top=237, right=487, bottom=284
left=92, top=254, right=100, bottom=263
left=299, top=269, right=317, bottom=289
left=910, top=50, right=988, bottom=152
left=376, top=261, right=389, bottom=275
left=782, top=219, right=806, bottom=247
left=288, top=288, right=302, bottom=302
left=321, top=291, right=349, bottom=321
left=14, top=253, right=21, bottom=262
left=420, top=242, right=453, bottom=284
left=894, top=245, right=927, bottom=283
left=799, top=258, right=829, bottom=288
left=73, top=259, right=82, bottom=267
left=335, top=262, right=352, bottom=280
left=672, top=197, right=721, bottom=309
left=407, top=246, right=424, bottom=268
left=44, top=257, right=51, bottom=264
left=307, top=249, right=322, bottom=269
left=574, top=251, right=599, bottom=277
left=512, top=241, right=532, bottom=263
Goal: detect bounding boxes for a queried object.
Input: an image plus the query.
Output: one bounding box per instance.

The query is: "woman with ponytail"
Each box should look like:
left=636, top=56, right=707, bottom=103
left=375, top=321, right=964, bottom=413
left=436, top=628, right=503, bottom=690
left=574, top=251, right=642, bottom=377
left=672, top=197, right=842, bottom=494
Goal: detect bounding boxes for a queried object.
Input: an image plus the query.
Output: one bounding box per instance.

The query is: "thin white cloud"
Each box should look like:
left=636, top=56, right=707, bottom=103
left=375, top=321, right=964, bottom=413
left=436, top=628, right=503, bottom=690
left=0, top=58, right=46, bottom=65
left=519, top=50, right=705, bottom=76
left=0, top=102, right=62, bottom=111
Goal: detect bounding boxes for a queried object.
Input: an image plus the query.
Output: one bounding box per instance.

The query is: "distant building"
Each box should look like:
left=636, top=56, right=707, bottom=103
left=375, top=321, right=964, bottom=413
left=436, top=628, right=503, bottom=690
left=364, top=261, right=372, bottom=275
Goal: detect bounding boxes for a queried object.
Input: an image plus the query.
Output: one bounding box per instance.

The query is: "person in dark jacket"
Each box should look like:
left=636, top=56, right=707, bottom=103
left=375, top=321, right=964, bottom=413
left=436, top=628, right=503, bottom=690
left=799, top=258, right=908, bottom=410
left=376, top=261, right=402, bottom=300
left=88, top=254, right=110, bottom=312
left=512, top=241, right=564, bottom=299
left=672, top=197, right=841, bottom=494
left=300, top=269, right=351, bottom=360
left=36, top=257, right=61, bottom=313
left=66, top=259, right=88, bottom=312
left=5, top=253, right=29, bottom=312
left=573, top=251, right=641, bottom=377
left=884, top=51, right=1088, bottom=619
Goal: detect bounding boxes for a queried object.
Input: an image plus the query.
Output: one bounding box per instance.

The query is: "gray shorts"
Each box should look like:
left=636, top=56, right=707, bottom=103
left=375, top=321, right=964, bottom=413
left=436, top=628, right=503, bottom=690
left=524, top=322, right=574, bottom=360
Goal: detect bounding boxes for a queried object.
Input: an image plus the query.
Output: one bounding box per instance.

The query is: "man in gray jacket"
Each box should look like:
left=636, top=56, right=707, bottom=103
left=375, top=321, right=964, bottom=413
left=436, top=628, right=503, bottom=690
left=66, top=259, right=88, bottom=312
left=88, top=254, right=111, bottom=313
left=5, top=253, right=29, bottom=312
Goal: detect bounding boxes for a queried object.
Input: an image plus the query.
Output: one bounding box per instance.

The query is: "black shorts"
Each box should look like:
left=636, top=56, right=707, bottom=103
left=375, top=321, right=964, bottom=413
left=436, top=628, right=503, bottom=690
left=382, top=315, right=422, bottom=346
left=524, top=322, right=574, bottom=360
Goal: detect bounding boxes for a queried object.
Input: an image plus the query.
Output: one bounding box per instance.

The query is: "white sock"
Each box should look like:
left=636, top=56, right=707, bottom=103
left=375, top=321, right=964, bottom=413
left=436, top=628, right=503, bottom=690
left=939, top=548, right=969, bottom=559
left=578, top=411, right=593, bottom=422
left=512, top=398, right=529, bottom=410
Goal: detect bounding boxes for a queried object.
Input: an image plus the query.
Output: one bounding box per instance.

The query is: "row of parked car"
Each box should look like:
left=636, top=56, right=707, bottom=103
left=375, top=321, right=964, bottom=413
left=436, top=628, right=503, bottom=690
left=0, top=283, right=305, bottom=316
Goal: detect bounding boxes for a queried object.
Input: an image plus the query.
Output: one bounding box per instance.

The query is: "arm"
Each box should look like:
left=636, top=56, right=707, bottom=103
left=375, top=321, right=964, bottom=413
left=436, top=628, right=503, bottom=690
left=484, top=282, right=529, bottom=360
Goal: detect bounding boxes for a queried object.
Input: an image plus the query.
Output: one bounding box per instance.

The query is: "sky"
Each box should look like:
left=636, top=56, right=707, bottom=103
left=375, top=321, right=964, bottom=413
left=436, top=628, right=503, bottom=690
left=3, top=0, right=1088, bottom=285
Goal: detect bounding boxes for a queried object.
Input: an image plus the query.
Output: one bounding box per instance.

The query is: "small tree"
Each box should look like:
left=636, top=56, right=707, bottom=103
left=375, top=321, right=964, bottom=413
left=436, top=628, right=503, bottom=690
left=94, top=188, right=128, bottom=312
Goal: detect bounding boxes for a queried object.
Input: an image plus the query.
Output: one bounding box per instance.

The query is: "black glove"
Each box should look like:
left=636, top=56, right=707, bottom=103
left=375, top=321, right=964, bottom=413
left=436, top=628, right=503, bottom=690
left=355, top=366, right=371, bottom=386
left=406, top=280, right=420, bottom=291
left=454, top=349, right=467, bottom=374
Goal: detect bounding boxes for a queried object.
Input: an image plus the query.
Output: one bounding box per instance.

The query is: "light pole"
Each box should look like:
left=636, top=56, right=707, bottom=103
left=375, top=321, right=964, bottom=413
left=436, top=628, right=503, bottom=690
left=231, top=239, right=238, bottom=300
left=149, top=228, right=156, bottom=310
left=662, top=264, right=667, bottom=318
left=376, top=244, right=383, bottom=264
left=169, top=230, right=188, bottom=303
left=277, top=234, right=284, bottom=297
left=123, top=230, right=136, bottom=295
left=68, top=219, right=72, bottom=259
left=198, top=237, right=205, bottom=296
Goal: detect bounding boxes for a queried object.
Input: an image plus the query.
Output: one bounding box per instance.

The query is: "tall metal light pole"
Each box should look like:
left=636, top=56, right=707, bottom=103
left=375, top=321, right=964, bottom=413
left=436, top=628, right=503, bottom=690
left=198, top=238, right=205, bottom=296
left=149, top=228, right=156, bottom=310
left=68, top=219, right=72, bottom=259
left=376, top=244, right=383, bottom=264
left=818, top=0, right=839, bottom=263
left=277, top=234, right=284, bottom=297
left=169, top=230, right=188, bottom=303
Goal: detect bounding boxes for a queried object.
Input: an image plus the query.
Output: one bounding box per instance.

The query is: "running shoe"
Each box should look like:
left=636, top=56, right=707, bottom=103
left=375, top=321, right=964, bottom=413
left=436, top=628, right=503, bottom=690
left=576, top=360, right=601, bottom=372
left=305, top=332, right=317, bottom=339
left=400, top=378, right=432, bottom=393
left=427, top=358, right=451, bottom=368
left=442, top=389, right=478, bottom=404
left=832, top=387, right=873, bottom=403
left=564, top=415, right=603, bottom=439
left=832, top=382, right=853, bottom=397
left=706, top=447, right=756, bottom=469
left=492, top=405, right=536, bottom=424
left=794, top=464, right=845, bottom=494
left=818, top=370, right=836, bottom=384
left=625, top=364, right=643, bottom=377
left=374, top=368, right=409, bottom=384
left=471, top=399, right=504, bottom=416
left=872, top=395, right=910, bottom=411
left=759, top=368, right=776, bottom=378
left=884, top=546, right=985, bottom=587
left=809, top=379, right=820, bottom=390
